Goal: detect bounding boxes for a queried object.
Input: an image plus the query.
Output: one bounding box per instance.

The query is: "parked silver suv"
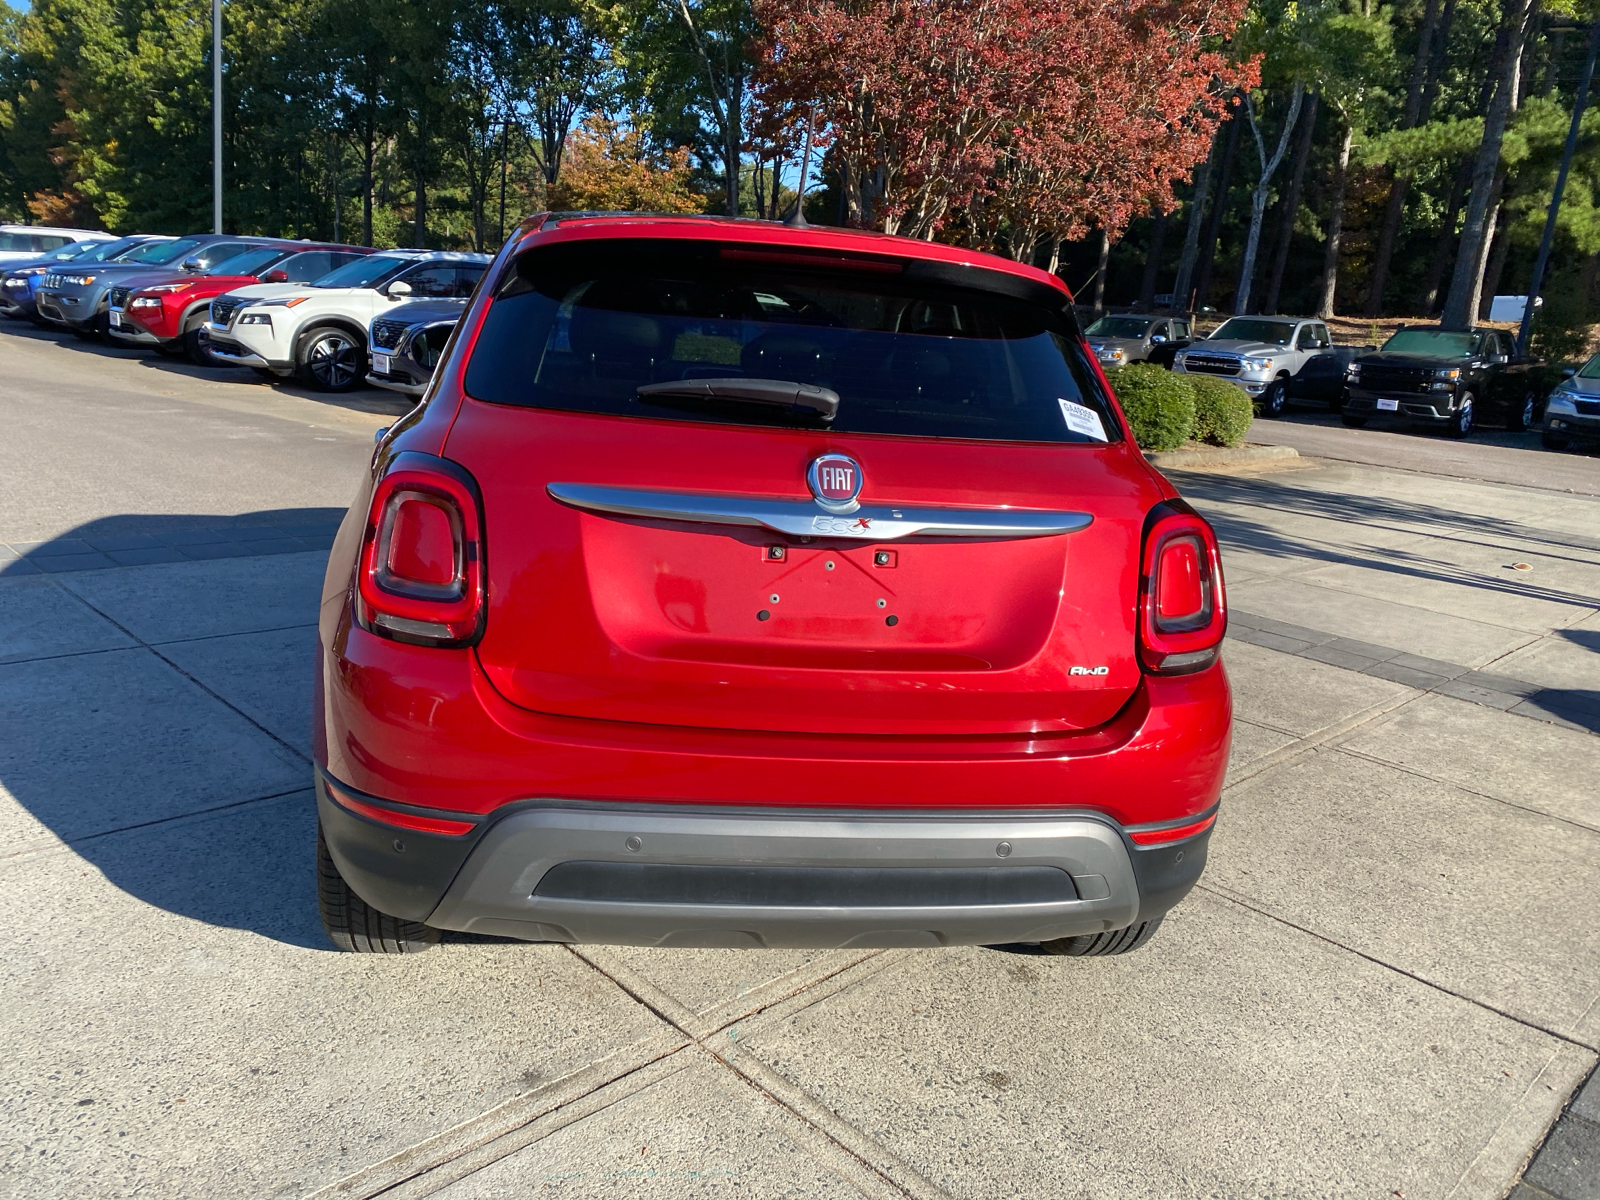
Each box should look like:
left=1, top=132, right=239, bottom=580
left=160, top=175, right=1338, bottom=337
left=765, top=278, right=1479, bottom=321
left=1084, top=314, right=1193, bottom=369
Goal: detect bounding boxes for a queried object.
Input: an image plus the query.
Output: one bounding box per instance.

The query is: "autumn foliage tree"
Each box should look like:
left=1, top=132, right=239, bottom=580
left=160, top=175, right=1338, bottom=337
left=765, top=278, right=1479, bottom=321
left=545, top=116, right=705, bottom=213
left=750, top=0, right=1256, bottom=262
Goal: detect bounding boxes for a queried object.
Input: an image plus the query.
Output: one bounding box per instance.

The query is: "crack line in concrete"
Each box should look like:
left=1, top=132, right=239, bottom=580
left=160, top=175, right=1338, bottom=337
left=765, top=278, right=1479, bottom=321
left=1197, top=883, right=1599, bottom=1055
left=49, top=578, right=312, bottom=766
left=0, top=786, right=309, bottom=865
left=566, top=945, right=949, bottom=1200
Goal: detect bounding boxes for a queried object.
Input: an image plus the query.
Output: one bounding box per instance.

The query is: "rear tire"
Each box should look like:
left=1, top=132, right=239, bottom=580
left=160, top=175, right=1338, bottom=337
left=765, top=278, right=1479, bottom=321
left=317, top=823, right=439, bottom=953
left=297, top=326, right=364, bottom=392
left=1039, top=918, right=1162, bottom=957
left=1506, top=390, right=1536, bottom=432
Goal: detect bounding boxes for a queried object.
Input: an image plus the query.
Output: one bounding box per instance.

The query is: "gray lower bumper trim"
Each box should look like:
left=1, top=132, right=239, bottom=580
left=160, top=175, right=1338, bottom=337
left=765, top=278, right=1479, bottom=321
left=205, top=339, right=274, bottom=369
left=426, top=803, right=1140, bottom=948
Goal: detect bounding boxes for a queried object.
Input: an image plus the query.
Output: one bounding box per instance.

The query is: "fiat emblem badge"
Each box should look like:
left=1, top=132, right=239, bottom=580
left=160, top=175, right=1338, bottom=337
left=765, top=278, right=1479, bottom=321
left=808, top=454, right=863, bottom=514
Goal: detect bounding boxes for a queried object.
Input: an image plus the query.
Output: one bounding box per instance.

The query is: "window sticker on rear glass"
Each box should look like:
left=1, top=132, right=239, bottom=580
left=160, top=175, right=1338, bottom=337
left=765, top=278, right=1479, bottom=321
left=1058, top=398, right=1108, bottom=442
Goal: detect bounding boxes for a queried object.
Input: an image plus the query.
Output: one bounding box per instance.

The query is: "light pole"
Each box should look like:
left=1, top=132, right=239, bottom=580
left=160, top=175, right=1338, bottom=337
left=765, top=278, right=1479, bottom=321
left=1517, top=19, right=1599, bottom=355
left=213, top=0, right=223, bottom=234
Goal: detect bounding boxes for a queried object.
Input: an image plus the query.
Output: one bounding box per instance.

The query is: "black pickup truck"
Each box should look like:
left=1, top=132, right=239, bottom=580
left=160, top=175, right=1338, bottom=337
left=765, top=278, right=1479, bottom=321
left=1342, top=326, right=1545, bottom=438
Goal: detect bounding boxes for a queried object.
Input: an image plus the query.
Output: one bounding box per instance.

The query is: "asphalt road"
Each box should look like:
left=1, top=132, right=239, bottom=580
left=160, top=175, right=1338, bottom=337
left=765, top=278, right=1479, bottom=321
left=0, top=320, right=407, bottom=545
left=1, top=319, right=1597, bottom=1199
left=1249, top=404, right=1600, bottom=497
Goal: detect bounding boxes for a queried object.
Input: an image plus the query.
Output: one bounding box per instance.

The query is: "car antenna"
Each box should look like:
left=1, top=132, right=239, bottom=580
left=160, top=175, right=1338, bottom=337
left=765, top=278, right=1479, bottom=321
left=786, top=108, right=815, bottom=227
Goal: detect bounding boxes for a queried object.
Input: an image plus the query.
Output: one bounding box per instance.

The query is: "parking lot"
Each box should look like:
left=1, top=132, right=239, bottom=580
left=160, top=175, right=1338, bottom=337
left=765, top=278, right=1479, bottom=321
left=2, top=318, right=1597, bottom=1198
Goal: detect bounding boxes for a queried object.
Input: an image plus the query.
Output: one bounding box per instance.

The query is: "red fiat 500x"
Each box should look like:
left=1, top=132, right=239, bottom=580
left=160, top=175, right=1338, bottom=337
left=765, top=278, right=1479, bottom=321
left=314, top=214, right=1231, bottom=955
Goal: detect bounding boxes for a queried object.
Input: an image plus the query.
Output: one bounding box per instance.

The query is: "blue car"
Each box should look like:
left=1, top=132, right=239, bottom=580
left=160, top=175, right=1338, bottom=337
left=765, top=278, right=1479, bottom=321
left=0, top=235, right=167, bottom=322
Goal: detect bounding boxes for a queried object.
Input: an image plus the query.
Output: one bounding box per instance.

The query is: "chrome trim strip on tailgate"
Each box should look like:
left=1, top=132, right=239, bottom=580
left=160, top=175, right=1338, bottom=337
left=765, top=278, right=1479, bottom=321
left=547, top=482, right=1092, bottom=541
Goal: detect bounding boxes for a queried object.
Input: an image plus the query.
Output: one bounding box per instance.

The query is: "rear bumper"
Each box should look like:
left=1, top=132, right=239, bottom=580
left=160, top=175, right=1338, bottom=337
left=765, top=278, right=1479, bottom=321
left=317, top=771, right=1211, bottom=947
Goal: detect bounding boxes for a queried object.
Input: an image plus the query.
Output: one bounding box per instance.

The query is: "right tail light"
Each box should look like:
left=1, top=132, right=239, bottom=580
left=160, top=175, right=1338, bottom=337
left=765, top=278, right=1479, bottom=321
left=354, top=452, right=486, bottom=646
left=1138, top=503, right=1226, bottom=674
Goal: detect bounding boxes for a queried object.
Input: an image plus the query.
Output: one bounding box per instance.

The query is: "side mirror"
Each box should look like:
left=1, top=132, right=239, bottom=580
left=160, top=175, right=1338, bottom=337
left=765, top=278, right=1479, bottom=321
left=1490, top=353, right=1509, bottom=364
left=386, top=280, right=413, bottom=298
left=1150, top=334, right=1167, bottom=344
left=1562, top=367, right=1576, bottom=378
left=181, top=257, right=205, bottom=272
left=261, top=268, right=289, bottom=284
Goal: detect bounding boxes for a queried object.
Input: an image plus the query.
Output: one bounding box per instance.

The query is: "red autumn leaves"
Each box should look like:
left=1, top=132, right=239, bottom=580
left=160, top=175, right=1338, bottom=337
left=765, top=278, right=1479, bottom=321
left=750, top=0, right=1258, bottom=259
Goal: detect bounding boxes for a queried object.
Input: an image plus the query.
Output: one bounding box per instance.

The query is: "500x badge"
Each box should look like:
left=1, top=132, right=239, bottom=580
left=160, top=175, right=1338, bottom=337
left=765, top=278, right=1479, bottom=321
left=811, top=515, right=875, bottom=535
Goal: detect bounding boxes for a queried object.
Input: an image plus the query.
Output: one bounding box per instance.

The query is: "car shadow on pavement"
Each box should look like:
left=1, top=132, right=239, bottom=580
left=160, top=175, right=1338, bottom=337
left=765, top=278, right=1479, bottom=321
left=1178, top=470, right=1600, bottom=606
left=1, top=509, right=349, bottom=948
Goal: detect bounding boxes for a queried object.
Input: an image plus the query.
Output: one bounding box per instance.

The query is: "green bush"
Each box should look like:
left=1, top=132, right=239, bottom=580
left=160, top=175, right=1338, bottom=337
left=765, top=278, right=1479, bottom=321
left=1188, top=374, right=1254, bottom=447
left=1105, top=363, right=1195, bottom=452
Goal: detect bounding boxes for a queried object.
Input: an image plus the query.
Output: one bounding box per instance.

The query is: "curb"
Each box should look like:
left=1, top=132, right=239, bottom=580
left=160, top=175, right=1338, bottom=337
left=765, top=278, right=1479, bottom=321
left=1146, top=444, right=1301, bottom=470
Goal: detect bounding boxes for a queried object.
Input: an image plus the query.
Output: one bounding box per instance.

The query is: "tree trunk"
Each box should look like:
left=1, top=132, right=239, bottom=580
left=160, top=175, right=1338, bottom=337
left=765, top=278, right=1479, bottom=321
left=1047, top=234, right=1062, bottom=277
left=362, top=116, right=375, bottom=248
left=724, top=73, right=742, bottom=217
left=1478, top=213, right=1512, bottom=320
left=1265, top=92, right=1318, bottom=315
left=1317, top=120, right=1354, bottom=320
left=1139, top=208, right=1168, bottom=308
left=1365, top=0, right=1444, bottom=316
left=1236, top=84, right=1304, bottom=316
left=1421, top=159, right=1472, bottom=313
left=497, top=120, right=509, bottom=246
left=1194, top=115, right=1243, bottom=309
left=414, top=173, right=427, bottom=248
left=1092, top=228, right=1111, bottom=314
left=1468, top=169, right=1507, bottom=320
left=1441, top=0, right=1535, bottom=330
left=1170, top=129, right=1220, bottom=312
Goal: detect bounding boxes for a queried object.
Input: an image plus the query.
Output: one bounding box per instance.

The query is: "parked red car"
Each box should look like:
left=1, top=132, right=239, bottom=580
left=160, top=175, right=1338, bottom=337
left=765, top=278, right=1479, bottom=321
left=113, top=242, right=371, bottom=363
left=314, top=214, right=1231, bottom=956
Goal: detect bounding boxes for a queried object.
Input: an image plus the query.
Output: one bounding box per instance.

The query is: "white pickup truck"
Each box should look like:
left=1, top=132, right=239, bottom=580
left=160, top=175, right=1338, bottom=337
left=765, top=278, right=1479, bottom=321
left=1172, top=316, right=1347, bottom=416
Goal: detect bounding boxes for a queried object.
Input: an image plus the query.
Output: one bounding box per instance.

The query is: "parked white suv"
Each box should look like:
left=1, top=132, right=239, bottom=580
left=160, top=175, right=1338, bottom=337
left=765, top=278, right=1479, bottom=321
left=0, top=225, right=113, bottom=266
left=1172, top=316, right=1334, bottom=416
left=204, top=250, right=489, bottom=391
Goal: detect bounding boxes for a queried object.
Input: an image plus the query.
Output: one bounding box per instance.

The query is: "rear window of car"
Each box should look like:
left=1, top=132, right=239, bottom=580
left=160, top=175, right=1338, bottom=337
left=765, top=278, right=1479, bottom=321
left=465, top=241, right=1119, bottom=444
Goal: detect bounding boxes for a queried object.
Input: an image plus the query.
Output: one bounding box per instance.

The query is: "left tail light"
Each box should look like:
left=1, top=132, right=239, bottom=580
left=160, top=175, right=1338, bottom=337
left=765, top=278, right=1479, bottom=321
left=1138, top=502, right=1226, bottom=674
left=354, top=452, right=485, bottom=646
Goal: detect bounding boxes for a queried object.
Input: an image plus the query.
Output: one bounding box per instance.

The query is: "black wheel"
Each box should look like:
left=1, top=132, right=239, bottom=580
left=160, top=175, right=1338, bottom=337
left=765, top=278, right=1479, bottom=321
left=1543, top=429, right=1572, bottom=452
left=1039, top=918, right=1162, bottom=956
left=297, top=327, right=364, bottom=392
left=1445, top=391, right=1474, bottom=439
left=74, top=312, right=110, bottom=342
left=1341, top=413, right=1368, bottom=428
left=183, top=325, right=217, bottom=367
left=317, top=823, right=439, bottom=953
left=1258, top=378, right=1287, bottom=417
left=1506, top=390, right=1536, bottom=432
left=1327, top=393, right=1345, bottom=413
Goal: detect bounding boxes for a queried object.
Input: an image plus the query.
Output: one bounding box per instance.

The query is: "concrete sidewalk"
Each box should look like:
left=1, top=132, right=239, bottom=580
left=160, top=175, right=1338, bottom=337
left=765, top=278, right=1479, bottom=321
left=1, top=324, right=1597, bottom=1197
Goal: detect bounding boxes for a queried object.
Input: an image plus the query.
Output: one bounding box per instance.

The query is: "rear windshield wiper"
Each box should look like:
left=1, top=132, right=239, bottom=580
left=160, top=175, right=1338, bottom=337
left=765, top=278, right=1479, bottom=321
left=636, top=378, right=840, bottom=422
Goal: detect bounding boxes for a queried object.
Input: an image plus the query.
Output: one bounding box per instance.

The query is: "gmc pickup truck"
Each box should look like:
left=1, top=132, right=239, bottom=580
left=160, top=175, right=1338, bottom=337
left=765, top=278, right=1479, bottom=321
left=1342, top=326, right=1545, bottom=438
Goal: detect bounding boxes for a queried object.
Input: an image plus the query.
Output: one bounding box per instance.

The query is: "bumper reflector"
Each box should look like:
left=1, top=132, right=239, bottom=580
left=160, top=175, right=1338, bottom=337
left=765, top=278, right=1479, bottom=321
left=1128, top=812, right=1217, bottom=846
left=325, top=780, right=476, bottom=836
